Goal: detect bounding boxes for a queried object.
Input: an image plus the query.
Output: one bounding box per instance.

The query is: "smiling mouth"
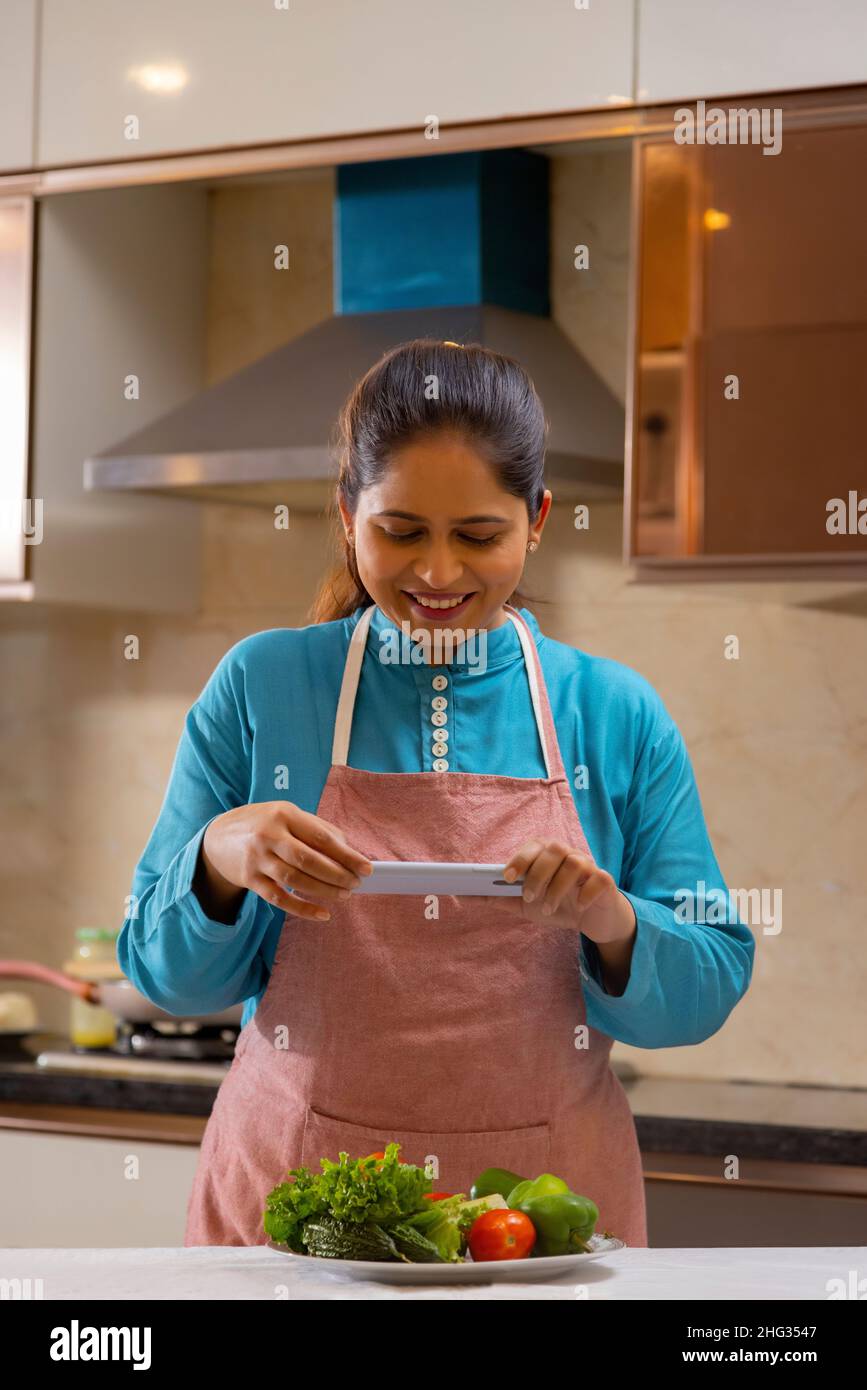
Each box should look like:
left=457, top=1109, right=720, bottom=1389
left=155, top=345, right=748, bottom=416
left=403, top=590, right=476, bottom=611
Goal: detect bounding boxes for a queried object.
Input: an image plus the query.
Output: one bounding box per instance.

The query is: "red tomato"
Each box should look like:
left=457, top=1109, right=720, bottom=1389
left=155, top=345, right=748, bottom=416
left=424, top=1192, right=456, bottom=1201
left=467, top=1210, right=536, bottom=1262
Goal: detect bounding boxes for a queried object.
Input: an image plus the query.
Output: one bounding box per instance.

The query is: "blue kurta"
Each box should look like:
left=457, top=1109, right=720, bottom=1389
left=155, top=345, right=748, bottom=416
left=118, top=604, right=754, bottom=1045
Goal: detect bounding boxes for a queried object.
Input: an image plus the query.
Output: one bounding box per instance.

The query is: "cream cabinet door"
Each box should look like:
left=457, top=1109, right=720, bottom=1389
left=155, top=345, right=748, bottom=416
left=0, top=1129, right=201, bottom=1247
left=0, top=0, right=37, bottom=172
left=638, top=0, right=867, bottom=103
left=0, top=198, right=33, bottom=586
left=26, top=183, right=204, bottom=611
left=38, top=0, right=634, bottom=167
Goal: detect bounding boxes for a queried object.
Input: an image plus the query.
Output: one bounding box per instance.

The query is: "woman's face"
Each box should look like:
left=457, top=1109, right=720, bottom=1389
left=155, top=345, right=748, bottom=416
left=338, top=431, right=551, bottom=633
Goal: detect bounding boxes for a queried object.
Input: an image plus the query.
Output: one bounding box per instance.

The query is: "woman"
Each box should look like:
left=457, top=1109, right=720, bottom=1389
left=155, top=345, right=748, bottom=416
left=118, top=339, right=754, bottom=1249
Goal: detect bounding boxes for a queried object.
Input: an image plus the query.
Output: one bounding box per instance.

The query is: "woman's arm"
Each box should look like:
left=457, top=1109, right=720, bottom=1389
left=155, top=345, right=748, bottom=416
left=581, top=716, right=756, bottom=1048
left=117, top=644, right=276, bottom=1016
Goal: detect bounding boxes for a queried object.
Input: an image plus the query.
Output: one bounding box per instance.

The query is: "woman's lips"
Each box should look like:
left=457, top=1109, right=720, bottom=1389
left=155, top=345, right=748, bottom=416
left=402, top=590, right=476, bottom=619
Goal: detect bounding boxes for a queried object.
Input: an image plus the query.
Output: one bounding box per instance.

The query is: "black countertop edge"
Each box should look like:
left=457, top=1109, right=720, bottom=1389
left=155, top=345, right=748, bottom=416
left=633, top=1116, right=867, bottom=1167
left=1, top=1070, right=866, bottom=1166
left=0, top=1071, right=217, bottom=1119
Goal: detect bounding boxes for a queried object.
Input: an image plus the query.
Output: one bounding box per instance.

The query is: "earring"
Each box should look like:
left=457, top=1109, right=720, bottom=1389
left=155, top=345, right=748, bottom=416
left=527, top=540, right=538, bottom=552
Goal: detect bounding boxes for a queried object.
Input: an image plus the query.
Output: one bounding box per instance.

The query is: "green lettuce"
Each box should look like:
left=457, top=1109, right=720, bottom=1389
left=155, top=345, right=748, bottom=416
left=263, top=1142, right=432, bottom=1251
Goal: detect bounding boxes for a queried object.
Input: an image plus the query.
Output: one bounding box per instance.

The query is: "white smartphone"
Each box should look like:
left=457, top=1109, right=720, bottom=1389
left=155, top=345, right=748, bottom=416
left=353, top=861, right=524, bottom=896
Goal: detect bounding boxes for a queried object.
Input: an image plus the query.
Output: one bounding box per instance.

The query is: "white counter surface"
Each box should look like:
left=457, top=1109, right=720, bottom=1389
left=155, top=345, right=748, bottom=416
left=1, top=1246, right=863, bottom=1300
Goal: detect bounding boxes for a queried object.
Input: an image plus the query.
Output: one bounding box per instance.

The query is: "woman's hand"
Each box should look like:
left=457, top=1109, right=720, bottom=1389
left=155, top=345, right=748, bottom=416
left=197, top=802, right=373, bottom=923
left=498, top=839, right=636, bottom=946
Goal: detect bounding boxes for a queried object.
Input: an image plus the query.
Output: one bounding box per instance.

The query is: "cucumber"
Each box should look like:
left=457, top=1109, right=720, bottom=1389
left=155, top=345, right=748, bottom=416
left=301, top=1215, right=404, bottom=1262
left=390, top=1223, right=447, bottom=1263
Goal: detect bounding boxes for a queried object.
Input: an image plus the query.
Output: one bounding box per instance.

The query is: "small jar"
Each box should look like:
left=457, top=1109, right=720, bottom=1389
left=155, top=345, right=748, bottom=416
left=64, top=928, right=121, bottom=1050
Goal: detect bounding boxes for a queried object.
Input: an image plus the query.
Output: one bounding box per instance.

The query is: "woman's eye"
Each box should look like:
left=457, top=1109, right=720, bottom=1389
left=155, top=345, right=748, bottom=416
left=460, top=533, right=501, bottom=547
left=381, top=529, right=502, bottom=547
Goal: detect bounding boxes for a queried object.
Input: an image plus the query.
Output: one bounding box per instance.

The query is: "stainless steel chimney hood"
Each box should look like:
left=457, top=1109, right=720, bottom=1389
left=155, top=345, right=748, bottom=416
left=85, top=151, right=625, bottom=510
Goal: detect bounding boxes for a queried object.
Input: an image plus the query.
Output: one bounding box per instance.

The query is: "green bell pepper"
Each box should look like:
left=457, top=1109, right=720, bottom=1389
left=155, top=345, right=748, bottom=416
left=505, top=1172, right=570, bottom=1206
left=469, top=1167, right=527, bottom=1202
left=513, top=1190, right=600, bottom=1256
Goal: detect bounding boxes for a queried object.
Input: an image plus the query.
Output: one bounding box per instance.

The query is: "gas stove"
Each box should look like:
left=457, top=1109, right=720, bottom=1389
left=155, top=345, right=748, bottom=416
left=109, top=1020, right=240, bottom=1062
left=32, top=1020, right=240, bottom=1083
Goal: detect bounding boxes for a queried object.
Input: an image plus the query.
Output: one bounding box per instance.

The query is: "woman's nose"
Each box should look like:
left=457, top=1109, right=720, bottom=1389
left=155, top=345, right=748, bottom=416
left=411, top=539, right=467, bottom=589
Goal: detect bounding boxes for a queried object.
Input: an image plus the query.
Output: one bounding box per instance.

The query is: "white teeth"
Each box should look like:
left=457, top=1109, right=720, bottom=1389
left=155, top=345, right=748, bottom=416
left=410, top=593, right=468, bottom=610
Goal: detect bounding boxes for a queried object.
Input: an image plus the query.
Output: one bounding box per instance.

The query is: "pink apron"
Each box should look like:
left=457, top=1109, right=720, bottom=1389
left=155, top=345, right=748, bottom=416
left=184, top=604, right=647, bottom=1247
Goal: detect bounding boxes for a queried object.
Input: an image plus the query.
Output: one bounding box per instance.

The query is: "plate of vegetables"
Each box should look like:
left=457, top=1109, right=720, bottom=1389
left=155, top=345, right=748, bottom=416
left=263, top=1142, right=624, bottom=1282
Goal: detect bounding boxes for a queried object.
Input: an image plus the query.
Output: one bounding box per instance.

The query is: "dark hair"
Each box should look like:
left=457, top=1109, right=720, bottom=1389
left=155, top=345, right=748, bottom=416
left=308, top=338, right=549, bottom=623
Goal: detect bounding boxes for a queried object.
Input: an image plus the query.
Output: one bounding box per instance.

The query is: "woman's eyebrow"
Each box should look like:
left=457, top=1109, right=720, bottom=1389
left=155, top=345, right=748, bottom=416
left=372, top=510, right=511, bottom=523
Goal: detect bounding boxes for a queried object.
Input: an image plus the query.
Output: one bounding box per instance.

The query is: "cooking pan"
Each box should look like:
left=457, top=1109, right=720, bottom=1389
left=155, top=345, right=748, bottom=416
left=0, top=960, right=244, bottom=1027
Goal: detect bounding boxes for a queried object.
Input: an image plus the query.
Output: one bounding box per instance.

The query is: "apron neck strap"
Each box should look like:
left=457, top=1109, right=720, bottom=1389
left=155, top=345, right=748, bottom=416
left=332, top=604, right=376, bottom=767
left=504, top=605, right=553, bottom=779
left=331, top=604, right=555, bottom=779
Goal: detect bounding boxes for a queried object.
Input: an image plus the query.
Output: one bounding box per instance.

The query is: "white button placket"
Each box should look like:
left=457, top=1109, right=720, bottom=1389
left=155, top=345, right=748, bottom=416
left=430, top=674, right=449, bottom=771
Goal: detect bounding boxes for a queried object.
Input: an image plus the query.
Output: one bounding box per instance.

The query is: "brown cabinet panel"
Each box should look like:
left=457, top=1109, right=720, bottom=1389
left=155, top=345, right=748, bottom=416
left=647, top=1179, right=867, bottom=1249
left=704, top=126, right=867, bottom=333
left=630, top=111, right=867, bottom=568
left=701, top=326, right=867, bottom=555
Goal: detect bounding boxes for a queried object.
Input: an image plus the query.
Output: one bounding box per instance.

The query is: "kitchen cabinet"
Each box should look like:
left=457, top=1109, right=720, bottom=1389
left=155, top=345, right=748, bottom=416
left=637, top=0, right=867, bottom=104
left=4, top=1126, right=865, bottom=1249
left=645, top=1153, right=867, bottom=1247
left=0, top=1126, right=198, bottom=1246
left=0, top=1, right=37, bottom=172
left=36, top=0, right=634, bottom=169
left=1, top=181, right=206, bottom=609
left=627, top=113, right=867, bottom=570
left=0, top=198, right=32, bottom=588
left=3, top=1082, right=865, bottom=1248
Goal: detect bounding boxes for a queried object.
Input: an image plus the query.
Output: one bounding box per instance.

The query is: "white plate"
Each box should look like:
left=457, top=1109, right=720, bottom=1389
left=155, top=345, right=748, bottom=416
left=267, top=1233, right=625, bottom=1283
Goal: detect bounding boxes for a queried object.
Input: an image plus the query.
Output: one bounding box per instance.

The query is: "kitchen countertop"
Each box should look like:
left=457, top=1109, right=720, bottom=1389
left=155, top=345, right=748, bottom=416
left=1, top=1036, right=865, bottom=1166
left=0, top=1244, right=862, bottom=1300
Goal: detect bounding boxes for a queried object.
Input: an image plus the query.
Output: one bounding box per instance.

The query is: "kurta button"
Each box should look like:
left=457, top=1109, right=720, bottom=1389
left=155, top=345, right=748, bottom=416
left=432, top=674, right=448, bottom=691
left=433, top=742, right=447, bottom=757
left=431, top=711, right=447, bottom=727
left=431, top=696, right=448, bottom=711
left=432, top=758, right=449, bottom=771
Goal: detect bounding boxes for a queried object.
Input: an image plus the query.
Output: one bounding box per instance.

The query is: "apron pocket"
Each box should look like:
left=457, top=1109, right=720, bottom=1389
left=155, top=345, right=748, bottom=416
left=301, top=1105, right=551, bottom=1197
